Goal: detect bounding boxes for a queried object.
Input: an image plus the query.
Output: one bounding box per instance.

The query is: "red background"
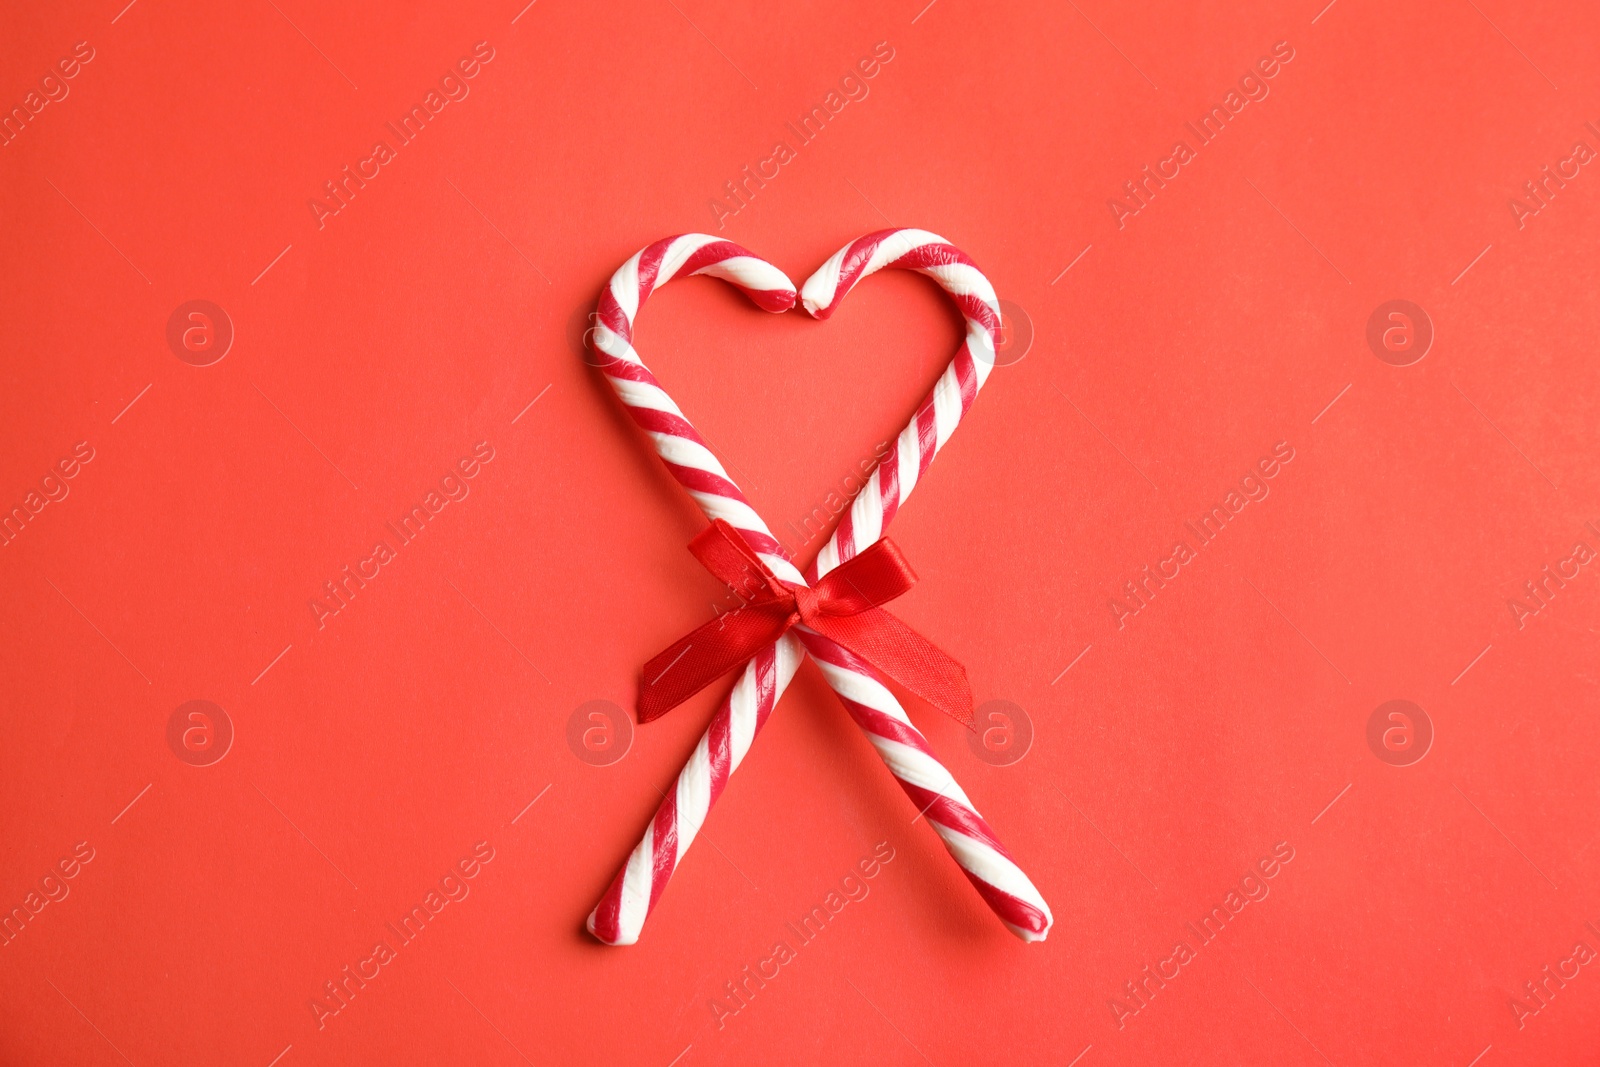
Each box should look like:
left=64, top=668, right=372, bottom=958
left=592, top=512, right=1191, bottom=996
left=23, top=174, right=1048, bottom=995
left=3, top=0, right=1599, bottom=1064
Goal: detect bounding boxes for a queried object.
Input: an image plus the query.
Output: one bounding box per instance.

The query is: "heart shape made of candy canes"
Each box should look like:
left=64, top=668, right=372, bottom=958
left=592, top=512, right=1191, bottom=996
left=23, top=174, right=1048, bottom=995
left=585, top=229, right=1052, bottom=946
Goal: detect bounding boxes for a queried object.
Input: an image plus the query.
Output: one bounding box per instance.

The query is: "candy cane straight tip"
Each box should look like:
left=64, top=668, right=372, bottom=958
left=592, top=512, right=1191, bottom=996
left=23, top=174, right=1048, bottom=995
left=585, top=229, right=1051, bottom=947
left=585, top=867, right=639, bottom=946
left=801, top=628, right=1053, bottom=946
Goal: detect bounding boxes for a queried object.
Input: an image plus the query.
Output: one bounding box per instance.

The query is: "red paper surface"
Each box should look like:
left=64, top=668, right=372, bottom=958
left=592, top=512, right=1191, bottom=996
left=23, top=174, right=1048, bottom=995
left=3, top=1, right=1599, bottom=1064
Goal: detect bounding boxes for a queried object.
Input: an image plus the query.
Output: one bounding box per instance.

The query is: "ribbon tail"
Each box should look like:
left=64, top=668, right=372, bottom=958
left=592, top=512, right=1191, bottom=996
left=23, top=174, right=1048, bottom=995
left=813, top=608, right=976, bottom=729
left=637, top=604, right=796, bottom=723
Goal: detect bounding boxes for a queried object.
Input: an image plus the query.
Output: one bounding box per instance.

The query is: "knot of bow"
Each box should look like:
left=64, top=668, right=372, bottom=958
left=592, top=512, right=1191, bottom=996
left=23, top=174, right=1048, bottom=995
left=638, top=519, right=975, bottom=727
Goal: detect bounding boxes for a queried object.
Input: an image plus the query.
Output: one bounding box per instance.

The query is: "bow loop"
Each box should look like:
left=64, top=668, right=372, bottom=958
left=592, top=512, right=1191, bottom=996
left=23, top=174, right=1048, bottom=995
left=638, top=520, right=974, bottom=727
left=687, top=519, right=787, bottom=603
left=809, top=538, right=918, bottom=617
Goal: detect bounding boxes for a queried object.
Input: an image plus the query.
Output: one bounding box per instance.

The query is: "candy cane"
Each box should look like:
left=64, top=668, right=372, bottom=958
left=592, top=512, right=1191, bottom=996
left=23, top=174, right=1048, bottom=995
left=795, top=231, right=1051, bottom=940
left=585, top=230, right=1052, bottom=946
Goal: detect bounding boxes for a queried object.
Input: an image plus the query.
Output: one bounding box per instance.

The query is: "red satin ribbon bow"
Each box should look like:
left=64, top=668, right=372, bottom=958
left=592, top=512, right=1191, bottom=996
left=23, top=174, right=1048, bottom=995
left=639, top=519, right=975, bottom=728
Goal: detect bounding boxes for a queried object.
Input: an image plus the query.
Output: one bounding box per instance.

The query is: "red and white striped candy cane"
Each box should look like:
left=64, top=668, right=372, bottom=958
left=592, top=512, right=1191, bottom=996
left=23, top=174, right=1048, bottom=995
left=795, top=231, right=1052, bottom=941
left=585, top=230, right=1052, bottom=946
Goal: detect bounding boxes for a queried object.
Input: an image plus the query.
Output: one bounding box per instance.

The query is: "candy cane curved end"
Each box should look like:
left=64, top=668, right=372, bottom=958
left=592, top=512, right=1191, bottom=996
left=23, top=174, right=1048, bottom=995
left=655, top=234, right=799, bottom=313
left=798, top=229, right=999, bottom=320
